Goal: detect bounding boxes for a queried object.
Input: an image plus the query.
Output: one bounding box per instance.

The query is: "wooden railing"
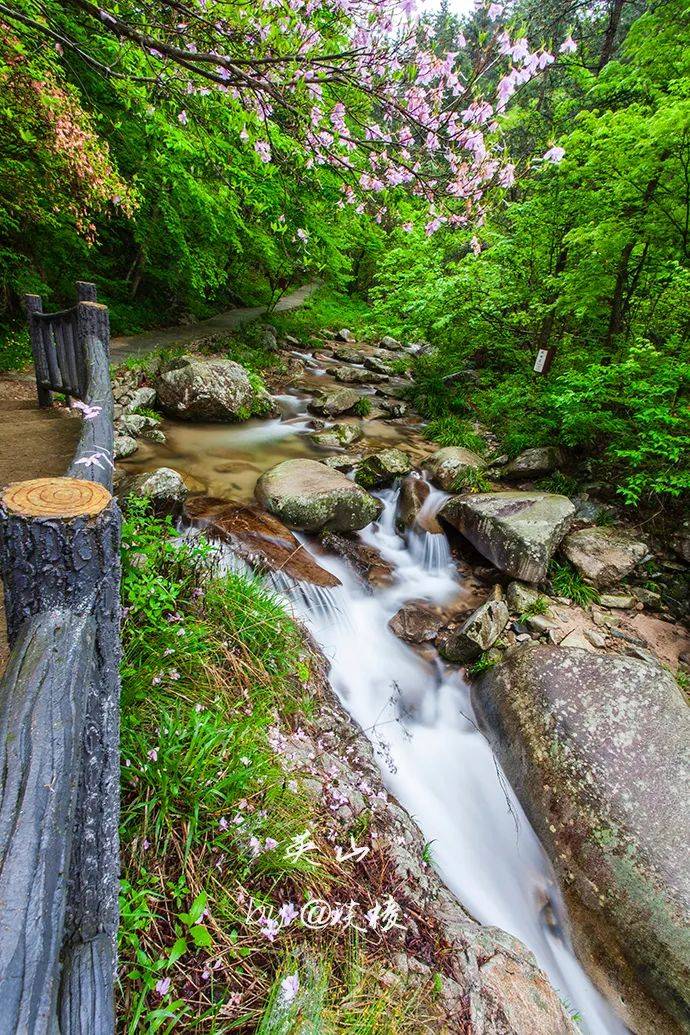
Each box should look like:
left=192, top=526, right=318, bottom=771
left=0, top=283, right=120, bottom=1034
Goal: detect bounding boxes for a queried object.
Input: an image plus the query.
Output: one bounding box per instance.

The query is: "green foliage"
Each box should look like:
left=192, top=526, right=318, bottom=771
left=353, top=397, right=372, bottom=417
left=549, top=561, right=600, bottom=608
left=519, top=597, right=551, bottom=622
left=271, top=286, right=376, bottom=345
left=467, top=652, right=498, bottom=676
left=452, top=467, right=491, bottom=494
left=425, top=416, right=485, bottom=454
left=0, top=328, right=31, bottom=372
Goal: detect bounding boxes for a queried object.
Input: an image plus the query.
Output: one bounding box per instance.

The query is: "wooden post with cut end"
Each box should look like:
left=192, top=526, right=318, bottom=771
left=0, top=478, right=121, bottom=1034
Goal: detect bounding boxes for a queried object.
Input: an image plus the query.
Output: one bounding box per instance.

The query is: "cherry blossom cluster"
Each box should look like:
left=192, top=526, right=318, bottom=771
left=23, top=0, right=576, bottom=234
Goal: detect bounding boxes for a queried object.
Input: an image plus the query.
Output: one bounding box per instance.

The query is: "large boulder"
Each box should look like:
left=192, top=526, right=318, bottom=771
left=155, top=356, right=271, bottom=422
left=308, top=388, right=361, bottom=417
left=354, top=448, right=412, bottom=489
left=562, top=526, right=649, bottom=588
left=426, top=447, right=485, bottom=492
left=474, top=645, right=690, bottom=1034
left=255, top=459, right=382, bottom=532
left=437, top=599, right=509, bottom=662
left=440, top=491, right=575, bottom=583
left=184, top=496, right=340, bottom=588
left=501, top=446, right=563, bottom=480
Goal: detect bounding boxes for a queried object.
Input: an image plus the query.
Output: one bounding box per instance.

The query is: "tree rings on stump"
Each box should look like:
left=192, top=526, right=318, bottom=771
left=1, top=477, right=112, bottom=519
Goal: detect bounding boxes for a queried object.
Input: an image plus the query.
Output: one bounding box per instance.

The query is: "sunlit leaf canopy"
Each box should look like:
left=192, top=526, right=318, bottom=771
left=1, top=0, right=570, bottom=227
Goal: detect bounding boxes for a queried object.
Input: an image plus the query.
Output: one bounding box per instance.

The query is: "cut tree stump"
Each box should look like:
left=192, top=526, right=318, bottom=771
left=0, top=477, right=121, bottom=1035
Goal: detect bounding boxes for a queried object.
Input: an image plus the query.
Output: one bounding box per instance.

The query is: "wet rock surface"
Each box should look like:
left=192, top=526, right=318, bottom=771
left=308, top=387, right=361, bottom=416
left=121, top=466, right=189, bottom=507
left=389, top=602, right=444, bottom=643
left=353, top=447, right=412, bottom=488
left=474, top=644, right=690, bottom=1034
left=320, top=531, right=395, bottom=589
left=184, top=495, right=341, bottom=588
left=255, top=458, right=382, bottom=532
left=440, top=491, right=575, bottom=583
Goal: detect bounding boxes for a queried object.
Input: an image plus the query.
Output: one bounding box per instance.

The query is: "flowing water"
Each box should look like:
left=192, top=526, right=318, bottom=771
left=122, top=360, right=629, bottom=1034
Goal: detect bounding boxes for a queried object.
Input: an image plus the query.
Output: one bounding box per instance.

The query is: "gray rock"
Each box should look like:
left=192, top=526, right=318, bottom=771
left=426, top=446, right=485, bottom=492
left=599, top=593, right=635, bottom=609
left=114, top=434, right=138, bottom=459
left=140, top=427, right=166, bottom=443
left=562, top=526, right=648, bottom=588
left=125, top=386, right=157, bottom=413
left=506, top=581, right=545, bottom=614
left=308, top=388, right=361, bottom=417
left=321, top=453, right=362, bottom=472
left=502, top=446, right=563, bottom=480
left=124, top=467, right=188, bottom=506
left=378, top=335, right=399, bottom=350
left=332, top=366, right=386, bottom=385
left=437, top=599, right=509, bottom=662
left=354, top=448, right=412, bottom=489
left=671, top=519, right=690, bottom=563
left=118, top=413, right=159, bottom=437
left=558, top=629, right=597, bottom=651
left=336, top=328, right=353, bottom=342
left=255, top=458, right=382, bottom=532
left=309, top=423, right=362, bottom=449
left=584, top=628, right=607, bottom=649
left=332, top=345, right=362, bottom=363
left=379, top=399, right=408, bottom=419
left=155, top=355, right=270, bottom=422
left=389, top=603, right=444, bottom=643
left=364, top=355, right=395, bottom=375
left=440, top=492, right=575, bottom=583
left=474, top=645, right=690, bottom=1034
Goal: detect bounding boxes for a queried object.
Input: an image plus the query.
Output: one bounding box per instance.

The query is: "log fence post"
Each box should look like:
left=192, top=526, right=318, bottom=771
left=0, top=477, right=122, bottom=1034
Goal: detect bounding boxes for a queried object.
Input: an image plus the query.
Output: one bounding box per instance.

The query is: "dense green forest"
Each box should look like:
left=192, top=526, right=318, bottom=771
left=1, top=0, right=688, bottom=506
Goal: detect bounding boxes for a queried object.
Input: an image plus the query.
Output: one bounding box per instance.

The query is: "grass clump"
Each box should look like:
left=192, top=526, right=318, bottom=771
left=353, top=396, right=372, bottom=417
left=518, top=597, right=551, bottom=622
left=425, top=416, right=485, bottom=455
left=452, top=467, right=491, bottom=494
left=271, top=286, right=374, bottom=345
left=549, top=560, right=600, bottom=608
left=467, top=652, right=498, bottom=676
left=118, top=499, right=437, bottom=1032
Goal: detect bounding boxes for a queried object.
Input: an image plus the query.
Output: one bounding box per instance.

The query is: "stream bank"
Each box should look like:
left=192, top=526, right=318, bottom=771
left=114, top=325, right=689, bottom=1033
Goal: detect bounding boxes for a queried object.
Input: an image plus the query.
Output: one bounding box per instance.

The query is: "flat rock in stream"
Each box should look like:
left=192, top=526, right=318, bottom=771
left=255, top=458, right=382, bottom=532
left=440, top=491, right=575, bottom=583
left=320, top=530, right=395, bottom=589
left=473, top=644, right=690, bottom=1034
left=354, top=447, right=412, bottom=488
left=309, top=423, right=362, bottom=449
left=389, top=601, right=444, bottom=642
left=330, top=366, right=387, bottom=385
left=308, top=388, right=361, bottom=417
left=184, top=496, right=341, bottom=588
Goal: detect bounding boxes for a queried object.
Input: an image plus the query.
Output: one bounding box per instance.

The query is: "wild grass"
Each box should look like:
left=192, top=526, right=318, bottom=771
left=118, top=500, right=438, bottom=1032
left=424, top=415, right=486, bottom=455
left=271, top=286, right=375, bottom=345
left=549, top=561, right=600, bottom=608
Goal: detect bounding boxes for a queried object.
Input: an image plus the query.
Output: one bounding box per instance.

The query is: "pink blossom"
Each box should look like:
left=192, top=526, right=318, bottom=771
left=559, top=36, right=577, bottom=54
left=155, top=977, right=171, bottom=997
left=487, top=3, right=503, bottom=19
left=542, top=145, right=565, bottom=164
left=177, top=110, right=188, bottom=125
left=280, top=973, right=299, bottom=1004
left=278, top=902, right=298, bottom=926
left=147, top=748, right=158, bottom=762
left=254, top=140, right=271, bottom=163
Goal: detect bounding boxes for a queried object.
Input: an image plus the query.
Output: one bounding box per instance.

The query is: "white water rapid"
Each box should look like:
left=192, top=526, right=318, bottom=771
left=277, top=486, right=629, bottom=1035
left=138, top=363, right=630, bottom=1033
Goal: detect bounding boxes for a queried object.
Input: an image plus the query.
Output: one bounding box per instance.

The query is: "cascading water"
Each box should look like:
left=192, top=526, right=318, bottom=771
left=139, top=367, right=630, bottom=1033
left=277, top=486, right=629, bottom=1035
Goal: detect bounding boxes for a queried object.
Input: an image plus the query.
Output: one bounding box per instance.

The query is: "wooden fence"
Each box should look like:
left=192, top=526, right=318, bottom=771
left=0, top=283, right=120, bottom=1034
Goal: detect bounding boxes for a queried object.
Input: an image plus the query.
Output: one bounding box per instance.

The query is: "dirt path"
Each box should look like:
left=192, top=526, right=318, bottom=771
left=110, top=281, right=318, bottom=363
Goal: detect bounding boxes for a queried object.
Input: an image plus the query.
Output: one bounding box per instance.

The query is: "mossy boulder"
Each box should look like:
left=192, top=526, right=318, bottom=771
left=308, top=388, right=361, bottom=417
left=426, top=446, right=485, bottom=492
left=562, top=526, right=649, bottom=588
left=309, top=423, right=362, bottom=449
left=354, top=448, right=412, bottom=489
left=474, top=644, right=690, bottom=1034
left=440, top=491, right=575, bottom=583
left=255, top=459, right=382, bottom=532
left=155, top=355, right=272, bottom=422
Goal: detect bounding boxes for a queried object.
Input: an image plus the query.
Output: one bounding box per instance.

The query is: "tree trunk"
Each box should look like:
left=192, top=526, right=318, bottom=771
left=597, top=0, right=626, bottom=72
